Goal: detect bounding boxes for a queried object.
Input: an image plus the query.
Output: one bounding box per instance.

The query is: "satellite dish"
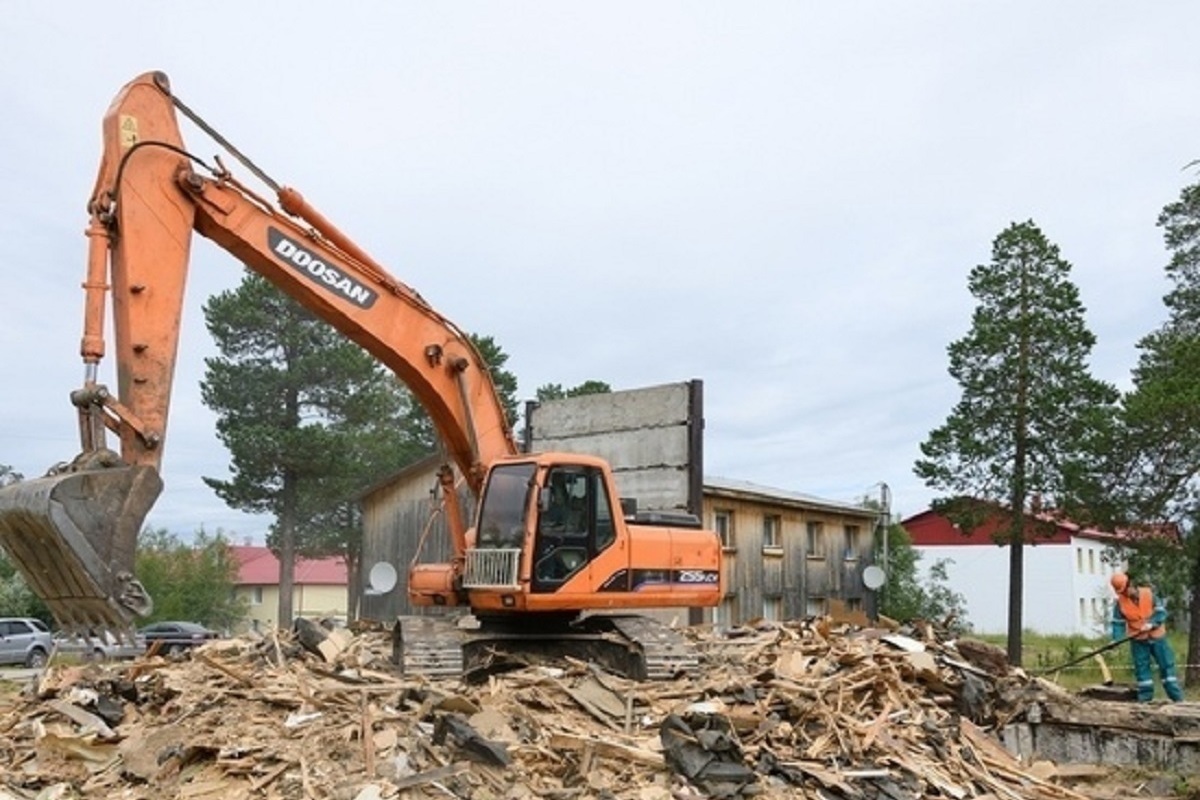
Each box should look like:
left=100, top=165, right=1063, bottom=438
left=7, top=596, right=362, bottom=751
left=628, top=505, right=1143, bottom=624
left=367, top=562, right=398, bottom=594
left=862, top=565, right=886, bottom=590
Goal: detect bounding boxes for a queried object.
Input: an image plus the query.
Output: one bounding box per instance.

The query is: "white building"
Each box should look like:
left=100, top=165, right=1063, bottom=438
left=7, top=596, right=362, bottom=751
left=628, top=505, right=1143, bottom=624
left=902, top=509, right=1122, bottom=636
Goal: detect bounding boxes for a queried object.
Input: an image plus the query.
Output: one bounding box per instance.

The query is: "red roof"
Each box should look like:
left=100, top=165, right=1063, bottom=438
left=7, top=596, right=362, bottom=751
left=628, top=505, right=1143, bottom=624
left=231, top=545, right=347, bottom=586
left=901, top=507, right=1122, bottom=547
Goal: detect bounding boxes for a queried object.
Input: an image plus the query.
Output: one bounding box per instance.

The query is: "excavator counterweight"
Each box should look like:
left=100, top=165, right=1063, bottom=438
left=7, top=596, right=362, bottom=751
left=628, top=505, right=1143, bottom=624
left=0, top=465, right=159, bottom=631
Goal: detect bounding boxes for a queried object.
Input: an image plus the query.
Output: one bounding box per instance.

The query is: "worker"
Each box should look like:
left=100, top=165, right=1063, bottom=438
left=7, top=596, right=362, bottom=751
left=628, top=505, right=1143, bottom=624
left=1110, top=572, right=1183, bottom=702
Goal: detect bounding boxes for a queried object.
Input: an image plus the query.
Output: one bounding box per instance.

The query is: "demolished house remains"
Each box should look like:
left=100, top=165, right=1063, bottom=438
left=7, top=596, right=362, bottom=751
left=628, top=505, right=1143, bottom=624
left=0, top=617, right=1195, bottom=799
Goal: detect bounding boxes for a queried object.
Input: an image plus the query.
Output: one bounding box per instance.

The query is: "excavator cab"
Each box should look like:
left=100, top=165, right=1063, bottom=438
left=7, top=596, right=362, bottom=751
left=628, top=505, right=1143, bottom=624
left=464, top=460, right=616, bottom=596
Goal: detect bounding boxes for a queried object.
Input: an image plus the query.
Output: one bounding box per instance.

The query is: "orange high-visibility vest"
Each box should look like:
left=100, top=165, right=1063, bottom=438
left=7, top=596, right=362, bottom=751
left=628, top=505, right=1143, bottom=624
left=1117, top=587, right=1166, bottom=640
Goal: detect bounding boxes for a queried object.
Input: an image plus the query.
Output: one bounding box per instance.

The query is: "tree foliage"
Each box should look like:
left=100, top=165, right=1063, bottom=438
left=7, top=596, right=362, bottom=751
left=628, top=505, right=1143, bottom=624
left=536, top=380, right=613, bottom=401
left=872, top=523, right=968, bottom=631
left=0, top=466, right=49, bottom=622
left=0, top=465, right=21, bottom=488
left=0, top=550, right=51, bottom=623
left=873, top=522, right=925, bottom=622
left=474, top=335, right=521, bottom=426
left=200, top=274, right=419, bottom=625
left=920, top=559, right=971, bottom=634
left=914, top=220, right=1118, bottom=665
left=134, top=527, right=245, bottom=631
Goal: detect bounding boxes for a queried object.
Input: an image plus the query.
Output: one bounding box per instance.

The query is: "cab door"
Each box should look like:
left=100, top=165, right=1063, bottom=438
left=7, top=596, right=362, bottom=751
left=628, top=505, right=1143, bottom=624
left=531, top=466, right=619, bottom=594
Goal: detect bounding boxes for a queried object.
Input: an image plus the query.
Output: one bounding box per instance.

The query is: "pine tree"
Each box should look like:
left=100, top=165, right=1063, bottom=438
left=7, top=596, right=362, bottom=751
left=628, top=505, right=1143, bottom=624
left=1114, top=182, right=1200, bottom=680
left=200, top=274, right=418, bottom=627
left=914, top=221, right=1118, bottom=665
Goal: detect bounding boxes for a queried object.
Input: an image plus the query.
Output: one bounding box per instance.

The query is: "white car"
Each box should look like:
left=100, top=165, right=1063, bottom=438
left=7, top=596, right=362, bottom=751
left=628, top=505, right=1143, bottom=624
left=53, top=629, right=146, bottom=662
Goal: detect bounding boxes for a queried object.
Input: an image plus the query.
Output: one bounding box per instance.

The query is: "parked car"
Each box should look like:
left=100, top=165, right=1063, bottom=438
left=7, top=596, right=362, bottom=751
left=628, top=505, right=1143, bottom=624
left=0, top=617, right=53, bottom=668
left=138, top=621, right=220, bottom=654
left=53, top=629, right=146, bottom=662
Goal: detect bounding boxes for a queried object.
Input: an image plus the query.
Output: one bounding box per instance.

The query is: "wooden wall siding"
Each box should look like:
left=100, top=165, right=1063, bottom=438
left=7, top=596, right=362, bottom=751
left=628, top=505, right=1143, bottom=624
left=841, top=562, right=866, bottom=594
left=782, top=538, right=805, bottom=620
left=359, top=460, right=470, bottom=622
left=804, top=558, right=831, bottom=596
left=762, top=552, right=783, bottom=597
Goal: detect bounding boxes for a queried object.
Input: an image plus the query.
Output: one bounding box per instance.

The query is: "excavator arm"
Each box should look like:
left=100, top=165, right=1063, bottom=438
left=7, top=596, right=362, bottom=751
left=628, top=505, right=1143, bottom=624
left=0, top=71, right=516, bottom=631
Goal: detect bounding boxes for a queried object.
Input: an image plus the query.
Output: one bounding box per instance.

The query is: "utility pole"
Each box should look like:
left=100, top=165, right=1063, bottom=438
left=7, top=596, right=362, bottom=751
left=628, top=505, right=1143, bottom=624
left=864, top=482, right=892, bottom=620
left=879, top=482, right=891, bottom=576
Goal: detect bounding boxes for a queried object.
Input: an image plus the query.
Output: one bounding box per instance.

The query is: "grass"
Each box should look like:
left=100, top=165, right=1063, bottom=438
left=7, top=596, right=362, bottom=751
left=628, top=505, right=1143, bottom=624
left=975, top=631, right=1199, bottom=700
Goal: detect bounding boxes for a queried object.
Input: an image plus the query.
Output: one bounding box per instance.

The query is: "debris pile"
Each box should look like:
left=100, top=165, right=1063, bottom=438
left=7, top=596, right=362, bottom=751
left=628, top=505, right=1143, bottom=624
left=0, top=619, right=1116, bottom=799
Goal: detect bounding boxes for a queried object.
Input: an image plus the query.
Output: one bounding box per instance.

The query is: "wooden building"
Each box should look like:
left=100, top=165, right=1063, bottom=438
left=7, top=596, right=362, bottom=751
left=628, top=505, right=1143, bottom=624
left=703, top=477, right=880, bottom=628
left=358, top=454, right=466, bottom=622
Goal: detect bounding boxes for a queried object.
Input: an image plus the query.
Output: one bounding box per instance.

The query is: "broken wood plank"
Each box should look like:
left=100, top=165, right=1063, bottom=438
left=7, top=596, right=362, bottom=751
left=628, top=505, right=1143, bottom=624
left=547, top=732, right=663, bottom=767
left=392, top=761, right=472, bottom=791
left=195, top=652, right=254, bottom=687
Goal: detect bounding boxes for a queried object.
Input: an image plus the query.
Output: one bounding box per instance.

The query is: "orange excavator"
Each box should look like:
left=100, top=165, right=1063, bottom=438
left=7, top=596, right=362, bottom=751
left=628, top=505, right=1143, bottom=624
left=0, top=72, right=720, bottom=679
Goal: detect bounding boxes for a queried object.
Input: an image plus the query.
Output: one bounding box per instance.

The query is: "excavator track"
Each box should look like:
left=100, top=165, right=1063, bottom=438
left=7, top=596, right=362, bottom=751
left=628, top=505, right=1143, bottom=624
left=596, top=615, right=699, bottom=681
left=393, top=616, right=466, bottom=678
left=392, top=613, right=698, bottom=682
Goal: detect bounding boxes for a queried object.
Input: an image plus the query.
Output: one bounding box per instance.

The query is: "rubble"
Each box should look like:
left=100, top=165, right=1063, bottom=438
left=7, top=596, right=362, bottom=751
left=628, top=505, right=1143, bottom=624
left=0, top=618, right=1181, bottom=799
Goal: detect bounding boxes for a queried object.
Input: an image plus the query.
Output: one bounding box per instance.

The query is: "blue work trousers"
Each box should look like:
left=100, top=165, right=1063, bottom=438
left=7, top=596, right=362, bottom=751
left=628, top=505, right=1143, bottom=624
left=1131, top=637, right=1183, bottom=702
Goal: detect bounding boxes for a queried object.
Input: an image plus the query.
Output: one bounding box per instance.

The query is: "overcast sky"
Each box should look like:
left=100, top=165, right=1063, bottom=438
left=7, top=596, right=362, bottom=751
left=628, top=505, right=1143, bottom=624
left=1, top=3, right=1197, bottom=542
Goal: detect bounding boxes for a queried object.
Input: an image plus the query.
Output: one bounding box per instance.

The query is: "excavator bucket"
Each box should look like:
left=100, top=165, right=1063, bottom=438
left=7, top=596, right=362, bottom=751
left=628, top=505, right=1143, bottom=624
left=0, top=466, right=161, bottom=632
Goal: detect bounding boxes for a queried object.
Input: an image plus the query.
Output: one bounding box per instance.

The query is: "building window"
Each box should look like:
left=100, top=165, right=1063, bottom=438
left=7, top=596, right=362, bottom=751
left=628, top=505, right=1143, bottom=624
left=1087, top=549, right=1096, bottom=574
left=763, top=596, right=781, bottom=621
left=806, top=521, right=823, bottom=557
left=1079, top=597, right=1086, bottom=624
left=844, top=525, right=860, bottom=560
left=1076, top=548, right=1084, bottom=573
left=714, top=510, right=734, bottom=548
left=806, top=596, right=826, bottom=617
left=846, top=598, right=862, bottom=612
left=250, top=586, right=263, bottom=605
left=763, top=515, right=781, bottom=549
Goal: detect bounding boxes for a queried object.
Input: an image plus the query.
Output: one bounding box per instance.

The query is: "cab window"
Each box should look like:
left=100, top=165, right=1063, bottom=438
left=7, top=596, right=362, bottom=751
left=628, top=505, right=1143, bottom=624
left=539, top=468, right=590, bottom=537
left=477, top=463, right=536, bottom=548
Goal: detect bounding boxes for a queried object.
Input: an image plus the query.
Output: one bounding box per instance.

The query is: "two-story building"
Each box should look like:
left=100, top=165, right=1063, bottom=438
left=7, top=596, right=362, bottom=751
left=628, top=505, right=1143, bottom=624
left=902, top=508, right=1124, bottom=636
left=705, top=477, right=879, bottom=627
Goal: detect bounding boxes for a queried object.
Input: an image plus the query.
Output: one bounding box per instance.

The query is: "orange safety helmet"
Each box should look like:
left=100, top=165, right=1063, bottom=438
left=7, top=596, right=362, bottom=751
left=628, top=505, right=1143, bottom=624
left=1110, top=572, right=1129, bottom=593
